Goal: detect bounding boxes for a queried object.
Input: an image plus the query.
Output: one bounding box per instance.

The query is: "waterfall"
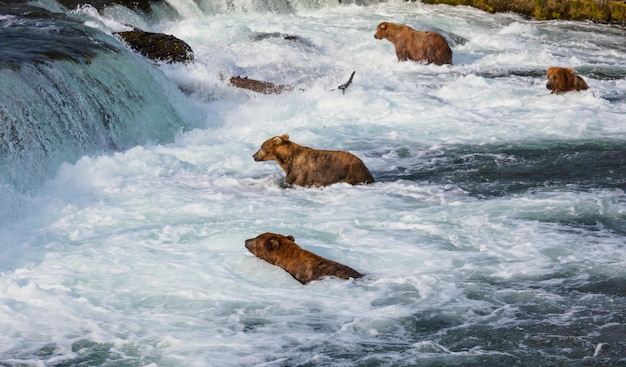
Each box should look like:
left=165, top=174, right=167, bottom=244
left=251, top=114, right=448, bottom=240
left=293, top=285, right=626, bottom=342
left=0, top=8, right=191, bottom=189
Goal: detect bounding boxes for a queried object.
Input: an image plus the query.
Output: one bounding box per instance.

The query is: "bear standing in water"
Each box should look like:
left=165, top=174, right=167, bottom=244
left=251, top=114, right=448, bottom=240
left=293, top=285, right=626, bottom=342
left=546, top=66, right=589, bottom=94
left=374, top=22, right=452, bottom=65
left=253, top=134, right=374, bottom=187
left=245, top=232, right=363, bottom=284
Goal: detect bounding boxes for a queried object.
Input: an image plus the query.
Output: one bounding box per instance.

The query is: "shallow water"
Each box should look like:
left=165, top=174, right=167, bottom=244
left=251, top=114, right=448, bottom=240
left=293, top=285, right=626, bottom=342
left=1, top=0, right=625, bottom=366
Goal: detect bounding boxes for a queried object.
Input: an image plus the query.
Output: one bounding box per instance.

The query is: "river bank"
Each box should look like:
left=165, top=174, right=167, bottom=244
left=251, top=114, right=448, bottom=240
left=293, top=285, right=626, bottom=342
left=420, top=0, right=626, bottom=25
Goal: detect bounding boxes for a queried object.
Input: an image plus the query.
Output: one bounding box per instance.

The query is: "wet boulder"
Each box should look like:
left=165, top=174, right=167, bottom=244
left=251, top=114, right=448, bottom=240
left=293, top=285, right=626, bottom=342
left=114, top=30, right=194, bottom=64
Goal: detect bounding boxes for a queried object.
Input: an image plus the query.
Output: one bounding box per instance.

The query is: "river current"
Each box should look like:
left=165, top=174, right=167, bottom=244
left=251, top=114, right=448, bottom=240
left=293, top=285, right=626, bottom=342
left=1, top=0, right=625, bottom=365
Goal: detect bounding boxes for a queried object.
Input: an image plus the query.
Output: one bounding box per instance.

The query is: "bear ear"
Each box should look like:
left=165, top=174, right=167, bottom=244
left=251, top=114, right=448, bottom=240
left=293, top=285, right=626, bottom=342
left=267, top=239, right=282, bottom=250
left=286, top=235, right=295, bottom=241
left=271, top=134, right=289, bottom=146
left=566, top=67, right=575, bottom=74
left=380, top=23, right=387, bottom=29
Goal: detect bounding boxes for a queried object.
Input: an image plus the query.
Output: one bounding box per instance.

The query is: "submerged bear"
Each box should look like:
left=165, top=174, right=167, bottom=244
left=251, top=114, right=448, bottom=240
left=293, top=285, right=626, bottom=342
left=253, top=134, right=374, bottom=187
left=546, top=66, right=589, bottom=94
left=374, top=22, right=452, bottom=65
left=245, top=232, right=363, bottom=284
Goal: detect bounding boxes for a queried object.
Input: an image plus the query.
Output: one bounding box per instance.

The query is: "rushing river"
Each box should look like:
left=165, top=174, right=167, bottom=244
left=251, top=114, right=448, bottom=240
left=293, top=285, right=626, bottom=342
left=1, top=0, right=625, bottom=365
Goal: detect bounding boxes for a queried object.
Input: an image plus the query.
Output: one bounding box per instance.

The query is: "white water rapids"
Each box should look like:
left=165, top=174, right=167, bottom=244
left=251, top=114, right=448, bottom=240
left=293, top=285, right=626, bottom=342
left=1, top=0, right=625, bottom=365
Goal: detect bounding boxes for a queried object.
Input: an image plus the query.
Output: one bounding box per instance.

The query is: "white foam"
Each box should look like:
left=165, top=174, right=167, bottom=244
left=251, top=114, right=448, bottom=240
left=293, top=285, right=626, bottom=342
left=1, top=1, right=625, bottom=364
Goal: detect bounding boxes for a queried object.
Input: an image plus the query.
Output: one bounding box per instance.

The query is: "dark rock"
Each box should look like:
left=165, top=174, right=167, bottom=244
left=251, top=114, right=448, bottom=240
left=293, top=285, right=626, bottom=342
left=230, top=76, right=294, bottom=94
left=250, top=32, right=317, bottom=49
left=115, top=30, right=194, bottom=64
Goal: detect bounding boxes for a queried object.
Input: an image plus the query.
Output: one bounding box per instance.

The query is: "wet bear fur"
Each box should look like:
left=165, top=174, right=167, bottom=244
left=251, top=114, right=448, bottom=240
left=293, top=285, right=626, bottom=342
left=546, top=66, right=589, bottom=94
left=245, top=232, right=363, bottom=284
left=253, top=134, right=374, bottom=187
left=374, top=22, right=452, bottom=65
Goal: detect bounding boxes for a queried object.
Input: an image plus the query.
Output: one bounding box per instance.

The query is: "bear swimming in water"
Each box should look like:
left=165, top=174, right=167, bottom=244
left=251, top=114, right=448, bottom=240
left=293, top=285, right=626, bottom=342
left=374, top=22, right=452, bottom=65
left=253, top=134, right=374, bottom=187
left=546, top=66, right=589, bottom=94
left=245, top=232, right=363, bottom=284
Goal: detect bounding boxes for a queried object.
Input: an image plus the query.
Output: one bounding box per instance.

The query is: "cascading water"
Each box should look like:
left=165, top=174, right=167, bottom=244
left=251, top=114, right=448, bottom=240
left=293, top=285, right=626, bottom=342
left=0, top=5, right=191, bottom=190
left=1, top=0, right=625, bottom=365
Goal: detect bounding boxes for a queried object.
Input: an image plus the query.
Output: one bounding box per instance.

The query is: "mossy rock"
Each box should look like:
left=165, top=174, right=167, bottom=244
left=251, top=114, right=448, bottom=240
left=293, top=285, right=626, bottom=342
left=420, top=0, right=626, bottom=25
left=115, top=30, right=194, bottom=64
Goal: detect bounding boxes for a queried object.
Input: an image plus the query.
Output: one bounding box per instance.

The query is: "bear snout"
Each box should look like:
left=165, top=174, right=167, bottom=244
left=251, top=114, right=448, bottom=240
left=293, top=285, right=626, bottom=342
left=245, top=238, right=256, bottom=252
left=252, top=150, right=263, bottom=161
left=546, top=81, right=554, bottom=90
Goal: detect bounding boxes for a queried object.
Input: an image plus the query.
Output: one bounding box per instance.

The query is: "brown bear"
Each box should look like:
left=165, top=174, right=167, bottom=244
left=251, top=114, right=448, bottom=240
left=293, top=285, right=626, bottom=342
left=546, top=66, right=589, bottom=94
left=252, top=134, right=374, bottom=187
left=374, top=22, right=452, bottom=65
left=245, top=232, right=363, bottom=284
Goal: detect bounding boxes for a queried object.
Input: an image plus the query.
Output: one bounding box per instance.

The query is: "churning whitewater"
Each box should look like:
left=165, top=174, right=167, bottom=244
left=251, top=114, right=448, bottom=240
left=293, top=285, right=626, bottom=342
left=1, top=0, right=625, bottom=366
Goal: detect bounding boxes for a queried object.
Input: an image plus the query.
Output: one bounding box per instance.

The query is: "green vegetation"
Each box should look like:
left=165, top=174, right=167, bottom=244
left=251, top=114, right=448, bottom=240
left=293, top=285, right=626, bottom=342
left=420, top=0, right=626, bottom=25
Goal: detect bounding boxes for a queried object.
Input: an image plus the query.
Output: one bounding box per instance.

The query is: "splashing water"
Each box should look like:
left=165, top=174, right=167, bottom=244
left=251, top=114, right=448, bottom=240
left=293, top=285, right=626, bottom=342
left=1, top=0, right=625, bottom=365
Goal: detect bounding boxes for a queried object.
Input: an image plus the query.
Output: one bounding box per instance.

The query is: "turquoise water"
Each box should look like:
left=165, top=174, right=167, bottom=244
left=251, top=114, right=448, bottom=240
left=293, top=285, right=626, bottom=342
left=1, top=0, right=625, bottom=365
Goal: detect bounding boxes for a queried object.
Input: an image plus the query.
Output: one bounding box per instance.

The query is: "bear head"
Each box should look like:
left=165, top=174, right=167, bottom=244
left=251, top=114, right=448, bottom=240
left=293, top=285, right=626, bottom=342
left=253, top=133, right=290, bottom=162
left=245, top=232, right=296, bottom=264
left=374, top=22, right=393, bottom=40
left=546, top=66, right=587, bottom=94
